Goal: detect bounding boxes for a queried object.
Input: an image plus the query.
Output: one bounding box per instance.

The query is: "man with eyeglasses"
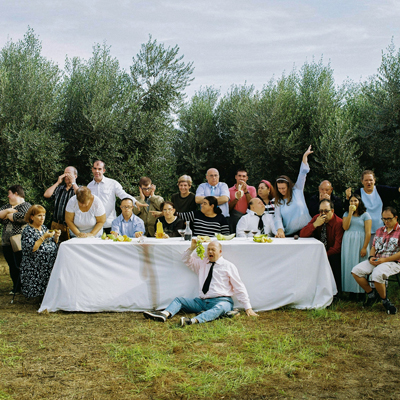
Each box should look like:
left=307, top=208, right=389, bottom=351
left=195, top=168, right=230, bottom=218
left=133, top=176, right=164, bottom=237
left=351, top=206, right=400, bottom=314
left=300, top=199, right=344, bottom=292
left=88, top=160, right=146, bottom=234
left=111, top=198, right=145, bottom=238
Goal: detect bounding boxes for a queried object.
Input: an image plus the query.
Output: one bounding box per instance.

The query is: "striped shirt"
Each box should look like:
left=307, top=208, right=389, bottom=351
left=52, top=185, right=77, bottom=223
left=178, top=210, right=230, bottom=237
left=258, top=196, right=275, bottom=215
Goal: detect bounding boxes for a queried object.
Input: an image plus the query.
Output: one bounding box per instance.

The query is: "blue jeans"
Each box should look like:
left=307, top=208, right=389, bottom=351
left=165, top=296, right=234, bottom=323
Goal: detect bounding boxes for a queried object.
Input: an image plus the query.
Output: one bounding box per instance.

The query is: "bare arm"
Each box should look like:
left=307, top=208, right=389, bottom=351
left=90, top=214, right=106, bottom=236
left=32, top=231, right=54, bottom=252
left=361, top=219, right=372, bottom=258
left=65, top=211, right=81, bottom=237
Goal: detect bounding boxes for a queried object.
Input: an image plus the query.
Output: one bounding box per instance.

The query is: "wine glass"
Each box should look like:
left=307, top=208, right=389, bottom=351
left=251, top=230, right=258, bottom=238
left=178, top=229, right=185, bottom=241
left=244, top=230, right=250, bottom=240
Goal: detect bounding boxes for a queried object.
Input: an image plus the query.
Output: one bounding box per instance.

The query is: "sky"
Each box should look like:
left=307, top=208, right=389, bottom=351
left=1, top=0, right=399, bottom=99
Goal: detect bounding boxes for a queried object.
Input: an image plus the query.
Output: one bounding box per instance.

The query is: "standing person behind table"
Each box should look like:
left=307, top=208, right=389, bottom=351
left=154, top=201, right=185, bottom=238
left=300, top=199, right=344, bottom=292
left=133, top=176, right=164, bottom=237
left=196, top=168, right=230, bottom=219
left=87, top=160, right=146, bottom=234
left=345, top=170, right=400, bottom=246
left=228, top=169, right=256, bottom=234
left=20, top=205, right=61, bottom=299
left=0, top=185, right=31, bottom=295
left=257, top=180, right=276, bottom=215
left=65, top=186, right=106, bottom=238
left=236, top=198, right=277, bottom=237
left=341, top=194, right=372, bottom=297
left=171, top=175, right=197, bottom=213
left=307, top=180, right=344, bottom=218
left=274, top=146, right=313, bottom=238
left=43, top=166, right=79, bottom=242
left=143, top=239, right=258, bottom=326
left=111, top=198, right=145, bottom=238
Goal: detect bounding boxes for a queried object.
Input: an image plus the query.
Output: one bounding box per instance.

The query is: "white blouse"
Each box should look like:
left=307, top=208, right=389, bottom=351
left=66, top=195, right=106, bottom=237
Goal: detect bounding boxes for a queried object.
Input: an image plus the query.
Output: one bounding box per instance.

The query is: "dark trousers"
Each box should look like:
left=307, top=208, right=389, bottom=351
left=3, top=245, right=21, bottom=292
left=328, top=253, right=342, bottom=293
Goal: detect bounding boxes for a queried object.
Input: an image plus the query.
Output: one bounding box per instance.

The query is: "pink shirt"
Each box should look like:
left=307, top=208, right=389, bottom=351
left=182, top=249, right=252, bottom=310
left=229, top=184, right=257, bottom=214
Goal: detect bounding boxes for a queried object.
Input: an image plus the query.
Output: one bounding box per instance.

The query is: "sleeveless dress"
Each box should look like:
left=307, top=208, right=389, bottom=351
left=341, top=211, right=371, bottom=293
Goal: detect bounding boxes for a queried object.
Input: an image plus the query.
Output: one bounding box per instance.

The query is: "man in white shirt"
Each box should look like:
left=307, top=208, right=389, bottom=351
left=236, top=198, right=276, bottom=237
left=143, top=240, right=258, bottom=326
left=87, top=160, right=146, bottom=233
left=195, top=168, right=230, bottom=218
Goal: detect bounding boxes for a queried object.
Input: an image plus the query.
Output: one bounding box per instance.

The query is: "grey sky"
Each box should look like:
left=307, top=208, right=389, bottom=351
left=1, top=0, right=399, bottom=98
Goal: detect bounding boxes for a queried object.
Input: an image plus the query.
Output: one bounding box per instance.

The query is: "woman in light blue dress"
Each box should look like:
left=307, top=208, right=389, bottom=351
left=274, top=146, right=313, bottom=237
left=341, top=194, right=372, bottom=294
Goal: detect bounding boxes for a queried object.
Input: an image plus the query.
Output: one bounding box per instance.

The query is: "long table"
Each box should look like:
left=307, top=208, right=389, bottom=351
left=38, top=237, right=337, bottom=313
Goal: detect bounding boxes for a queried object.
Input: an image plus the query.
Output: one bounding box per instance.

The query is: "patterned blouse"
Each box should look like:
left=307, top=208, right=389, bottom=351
left=0, top=201, right=32, bottom=246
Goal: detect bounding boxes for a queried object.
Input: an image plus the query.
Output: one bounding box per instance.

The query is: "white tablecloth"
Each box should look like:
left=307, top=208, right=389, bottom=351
left=39, top=237, right=337, bottom=313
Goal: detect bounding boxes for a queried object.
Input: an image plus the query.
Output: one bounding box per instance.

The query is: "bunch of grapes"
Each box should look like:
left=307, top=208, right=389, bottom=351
left=196, top=241, right=205, bottom=259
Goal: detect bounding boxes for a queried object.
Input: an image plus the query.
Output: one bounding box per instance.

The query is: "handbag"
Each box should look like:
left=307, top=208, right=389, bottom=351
left=10, top=234, right=22, bottom=252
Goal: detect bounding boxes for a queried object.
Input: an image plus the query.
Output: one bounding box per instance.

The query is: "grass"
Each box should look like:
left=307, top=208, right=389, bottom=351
left=1, top=270, right=400, bottom=399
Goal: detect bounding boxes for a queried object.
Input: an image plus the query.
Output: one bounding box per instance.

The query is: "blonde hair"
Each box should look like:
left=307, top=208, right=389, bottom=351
left=76, top=186, right=93, bottom=204
left=177, top=175, right=192, bottom=186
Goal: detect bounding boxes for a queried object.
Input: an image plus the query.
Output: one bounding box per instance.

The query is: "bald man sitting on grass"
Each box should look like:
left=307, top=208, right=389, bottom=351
left=143, top=239, right=258, bottom=326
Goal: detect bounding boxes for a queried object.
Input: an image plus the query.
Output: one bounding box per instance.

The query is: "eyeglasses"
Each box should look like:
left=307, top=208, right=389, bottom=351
left=319, top=209, right=331, bottom=214
left=382, top=217, right=395, bottom=222
left=121, top=206, right=133, bottom=209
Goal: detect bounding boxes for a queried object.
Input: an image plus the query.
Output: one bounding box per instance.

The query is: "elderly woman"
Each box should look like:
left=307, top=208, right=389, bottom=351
left=0, top=185, right=31, bottom=294
left=274, top=146, right=313, bottom=238
left=65, top=186, right=106, bottom=238
left=178, top=196, right=230, bottom=237
left=20, top=205, right=61, bottom=298
left=171, top=175, right=197, bottom=213
left=257, top=180, right=276, bottom=215
left=155, top=201, right=185, bottom=238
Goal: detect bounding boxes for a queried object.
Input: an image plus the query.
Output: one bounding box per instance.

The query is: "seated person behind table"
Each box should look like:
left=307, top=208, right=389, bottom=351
left=143, top=239, right=258, bottom=326
left=351, top=206, right=400, bottom=315
left=236, top=198, right=277, bottom=237
left=178, top=196, right=230, bottom=237
left=307, top=180, right=344, bottom=218
left=171, top=175, right=197, bottom=212
left=111, top=198, right=145, bottom=238
left=155, top=201, right=184, bottom=238
left=133, top=176, right=164, bottom=237
left=65, top=186, right=106, bottom=238
left=300, top=199, right=344, bottom=292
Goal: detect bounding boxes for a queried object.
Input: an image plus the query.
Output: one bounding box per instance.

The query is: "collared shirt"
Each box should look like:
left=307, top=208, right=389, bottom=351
left=111, top=213, right=145, bottom=237
left=236, top=211, right=277, bottom=237
left=196, top=182, right=230, bottom=217
left=228, top=184, right=257, bottom=214
left=300, top=213, right=344, bottom=256
left=373, top=223, right=400, bottom=259
left=182, top=249, right=252, bottom=310
left=51, top=185, right=77, bottom=223
left=87, top=176, right=137, bottom=228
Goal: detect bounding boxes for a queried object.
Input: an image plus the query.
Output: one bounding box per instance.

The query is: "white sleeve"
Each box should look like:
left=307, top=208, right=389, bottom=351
left=65, top=196, right=77, bottom=213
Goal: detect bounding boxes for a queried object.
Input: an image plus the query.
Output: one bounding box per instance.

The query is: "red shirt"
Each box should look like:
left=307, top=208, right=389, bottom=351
left=228, top=184, right=257, bottom=214
left=300, top=213, right=344, bottom=256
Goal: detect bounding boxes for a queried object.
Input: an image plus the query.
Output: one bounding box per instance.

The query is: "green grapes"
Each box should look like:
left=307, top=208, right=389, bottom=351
left=196, top=241, right=205, bottom=259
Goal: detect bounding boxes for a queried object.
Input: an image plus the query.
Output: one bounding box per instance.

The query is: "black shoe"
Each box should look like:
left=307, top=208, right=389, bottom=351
left=180, top=317, right=192, bottom=327
left=382, top=299, right=397, bottom=315
left=225, top=310, right=240, bottom=318
left=363, top=290, right=378, bottom=308
left=143, top=311, right=167, bottom=322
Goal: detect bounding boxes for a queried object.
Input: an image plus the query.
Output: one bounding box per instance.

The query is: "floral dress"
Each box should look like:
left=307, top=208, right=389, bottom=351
left=20, top=225, right=58, bottom=298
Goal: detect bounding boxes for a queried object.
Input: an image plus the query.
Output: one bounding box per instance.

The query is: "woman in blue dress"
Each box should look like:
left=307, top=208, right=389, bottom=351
left=274, top=146, right=313, bottom=237
left=341, top=194, right=372, bottom=294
